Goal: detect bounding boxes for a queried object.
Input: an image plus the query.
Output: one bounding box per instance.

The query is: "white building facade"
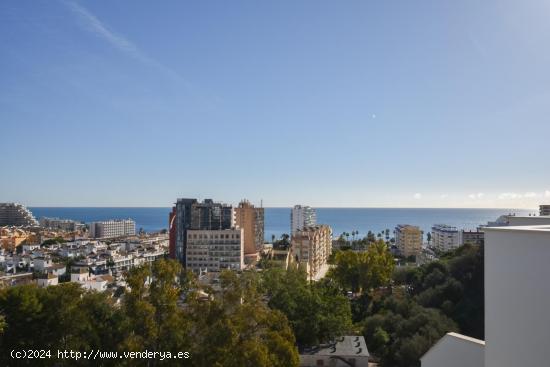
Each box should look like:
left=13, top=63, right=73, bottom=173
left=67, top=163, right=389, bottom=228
left=483, top=225, right=550, bottom=367
left=185, top=228, right=244, bottom=272
left=431, top=224, right=461, bottom=252
left=421, top=332, right=484, bottom=367
left=89, top=219, right=136, bottom=238
left=291, top=205, right=317, bottom=235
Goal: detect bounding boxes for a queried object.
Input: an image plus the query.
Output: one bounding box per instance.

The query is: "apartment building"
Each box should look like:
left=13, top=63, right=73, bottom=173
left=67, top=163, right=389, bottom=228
left=431, top=224, right=461, bottom=252
left=394, top=224, right=423, bottom=257
left=89, top=219, right=136, bottom=238
left=39, top=217, right=84, bottom=232
left=234, top=199, right=264, bottom=256
left=292, top=225, right=332, bottom=280
left=462, top=230, right=484, bottom=246
left=291, top=205, right=317, bottom=235
left=539, top=204, right=550, bottom=216
left=171, top=198, right=234, bottom=265
left=0, top=203, right=39, bottom=226
left=185, top=228, right=244, bottom=273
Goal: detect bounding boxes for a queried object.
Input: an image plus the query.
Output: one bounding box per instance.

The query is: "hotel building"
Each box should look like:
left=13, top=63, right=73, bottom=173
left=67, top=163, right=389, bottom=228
left=234, top=199, right=264, bottom=256
left=394, top=224, right=423, bottom=257
left=291, top=205, right=317, bottom=235
left=539, top=204, right=550, bottom=216
left=89, top=219, right=135, bottom=238
left=292, top=225, right=332, bottom=280
left=0, top=203, right=38, bottom=227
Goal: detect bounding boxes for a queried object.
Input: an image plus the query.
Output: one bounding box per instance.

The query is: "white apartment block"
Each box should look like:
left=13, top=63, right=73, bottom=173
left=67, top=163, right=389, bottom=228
left=291, top=205, right=317, bottom=235
left=483, top=225, right=550, bottom=367
left=431, top=224, right=461, bottom=252
left=186, top=228, right=244, bottom=273
left=423, top=218, right=550, bottom=367
left=292, top=225, right=332, bottom=280
left=395, top=224, right=423, bottom=257
left=89, top=219, right=136, bottom=238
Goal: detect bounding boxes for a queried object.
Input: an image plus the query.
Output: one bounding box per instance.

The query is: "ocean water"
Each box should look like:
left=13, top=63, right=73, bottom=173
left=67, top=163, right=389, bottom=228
left=29, top=207, right=533, bottom=240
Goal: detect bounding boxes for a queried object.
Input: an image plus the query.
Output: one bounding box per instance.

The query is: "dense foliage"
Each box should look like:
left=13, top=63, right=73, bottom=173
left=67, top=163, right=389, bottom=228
left=0, top=260, right=299, bottom=367
left=359, top=244, right=484, bottom=367
left=393, top=244, right=484, bottom=339
left=328, top=240, right=395, bottom=292
left=262, top=267, right=352, bottom=347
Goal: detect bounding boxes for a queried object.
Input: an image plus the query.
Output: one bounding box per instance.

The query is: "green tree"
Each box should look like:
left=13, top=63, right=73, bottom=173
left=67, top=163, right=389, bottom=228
left=191, top=270, right=299, bottom=367
left=262, top=268, right=352, bottom=347
left=362, top=296, right=457, bottom=367
left=329, top=240, right=394, bottom=292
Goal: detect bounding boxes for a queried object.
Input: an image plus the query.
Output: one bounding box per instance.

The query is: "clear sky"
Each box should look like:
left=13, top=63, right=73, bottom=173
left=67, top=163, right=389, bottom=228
left=1, top=0, right=549, bottom=208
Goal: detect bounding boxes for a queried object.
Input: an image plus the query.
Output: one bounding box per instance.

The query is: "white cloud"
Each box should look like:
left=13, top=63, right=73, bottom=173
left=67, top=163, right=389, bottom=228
left=498, top=192, right=521, bottom=200
left=413, top=193, right=422, bottom=200
left=440, top=194, right=448, bottom=199
left=545, top=190, right=550, bottom=198
left=468, top=192, right=485, bottom=199
left=498, top=191, right=540, bottom=200
left=499, top=192, right=527, bottom=200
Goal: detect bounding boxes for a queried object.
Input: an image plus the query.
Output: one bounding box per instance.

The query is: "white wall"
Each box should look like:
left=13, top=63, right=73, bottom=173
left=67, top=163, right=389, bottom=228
left=506, top=216, right=550, bottom=226
left=421, top=333, right=484, bottom=367
left=484, top=226, right=550, bottom=367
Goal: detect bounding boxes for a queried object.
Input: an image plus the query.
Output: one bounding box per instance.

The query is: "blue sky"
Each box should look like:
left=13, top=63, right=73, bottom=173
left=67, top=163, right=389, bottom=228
left=1, top=0, right=549, bottom=208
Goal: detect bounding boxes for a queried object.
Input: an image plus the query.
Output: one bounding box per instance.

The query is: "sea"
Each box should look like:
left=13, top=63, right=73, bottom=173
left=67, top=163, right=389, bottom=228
left=29, top=207, right=534, bottom=241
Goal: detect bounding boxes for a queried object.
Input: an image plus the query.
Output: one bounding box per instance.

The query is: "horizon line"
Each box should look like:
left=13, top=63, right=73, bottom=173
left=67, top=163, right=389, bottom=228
left=25, top=205, right=538, bottom=210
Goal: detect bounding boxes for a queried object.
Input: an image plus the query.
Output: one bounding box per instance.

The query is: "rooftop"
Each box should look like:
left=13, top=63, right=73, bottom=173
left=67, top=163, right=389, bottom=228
left=483, top=225, right=550, bottom=233
left=446, top=332, right=485, bottom=346
left=301, top=336, right=369, bottom=357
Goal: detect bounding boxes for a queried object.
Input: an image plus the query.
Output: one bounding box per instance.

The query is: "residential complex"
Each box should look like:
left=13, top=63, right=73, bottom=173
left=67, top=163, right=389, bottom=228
left=170, top=198, right=235, bottom=267
left=0, top=232, right=168, bottom=290
left=185, top=228, right=244, bottom=273
left=291, top=205, right=317, bottom=234
left=431, top=224, right=461, bottom=252
left=539, top=204, right=550, bottom=216
left=0, top=203, right=38, bottom=226
left=234, top=199, right=264, bottom=256
left=394, top=224, right=423, bottom=257
left=292, top=225, right=332, bottom=280
left=39, top=217, right=84, bottom=232
left=89, top=219, right=136, bottom=238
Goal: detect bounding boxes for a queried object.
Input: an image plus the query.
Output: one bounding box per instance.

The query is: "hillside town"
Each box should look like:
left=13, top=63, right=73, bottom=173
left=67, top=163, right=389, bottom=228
left=2, top=201, right=550, bottom=366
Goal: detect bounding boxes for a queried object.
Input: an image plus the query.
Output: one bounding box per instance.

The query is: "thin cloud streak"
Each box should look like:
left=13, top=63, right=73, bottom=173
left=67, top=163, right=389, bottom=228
left=63, top=0, right=190, bottom=86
